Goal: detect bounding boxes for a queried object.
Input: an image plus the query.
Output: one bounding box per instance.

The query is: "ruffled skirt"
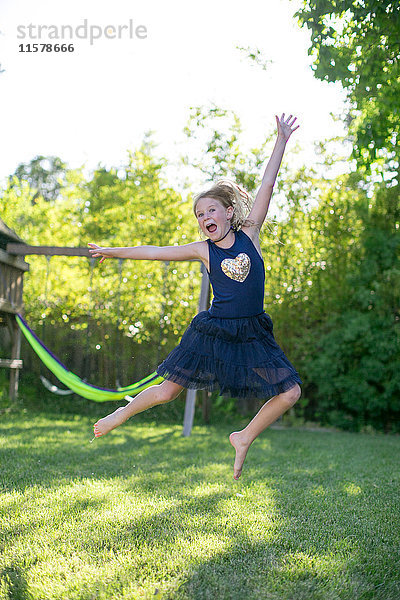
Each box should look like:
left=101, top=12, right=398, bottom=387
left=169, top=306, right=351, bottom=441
left=156, top=311, right=302, bottom=399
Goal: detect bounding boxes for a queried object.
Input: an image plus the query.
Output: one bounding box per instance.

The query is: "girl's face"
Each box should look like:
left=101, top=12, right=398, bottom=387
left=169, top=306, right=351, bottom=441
left=195, top=197, right=234, bottom=240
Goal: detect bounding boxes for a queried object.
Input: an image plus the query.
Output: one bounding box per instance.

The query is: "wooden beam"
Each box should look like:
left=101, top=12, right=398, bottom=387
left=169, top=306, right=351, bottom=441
left=0, top=248, right=30, bottom=271
left=7, top=244, right=203, bottom=261
left=7, top=244, right=92, bottom=257
left=0, top=359, right=23, bottom=369
left=0, top=300, right=23, bottom=314
left=0, top=219, right=25, bottom=244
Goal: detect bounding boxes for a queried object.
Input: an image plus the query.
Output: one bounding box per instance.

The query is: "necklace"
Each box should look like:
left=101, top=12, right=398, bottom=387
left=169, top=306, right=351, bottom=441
left=212, top=226, right=233, bottom=244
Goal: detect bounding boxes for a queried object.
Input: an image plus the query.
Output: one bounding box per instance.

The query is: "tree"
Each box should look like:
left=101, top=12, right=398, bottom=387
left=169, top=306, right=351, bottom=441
left=294, top=0, right=400, bottom=182
left=9, top=155, right=67, bottom=203
left=304, top=180, right=400, bottom=432
left=183, top=103, right=272, bottom=194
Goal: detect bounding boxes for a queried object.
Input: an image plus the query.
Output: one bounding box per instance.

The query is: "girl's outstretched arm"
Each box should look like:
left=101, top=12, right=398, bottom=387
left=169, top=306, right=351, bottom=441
left=88, top=241, right=205, bottom=264
left=246, top=113, right=299, bottom=231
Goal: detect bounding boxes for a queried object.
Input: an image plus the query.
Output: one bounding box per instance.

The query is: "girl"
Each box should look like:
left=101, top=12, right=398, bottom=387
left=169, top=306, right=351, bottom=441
left=88, top=113, right=302, bottom=480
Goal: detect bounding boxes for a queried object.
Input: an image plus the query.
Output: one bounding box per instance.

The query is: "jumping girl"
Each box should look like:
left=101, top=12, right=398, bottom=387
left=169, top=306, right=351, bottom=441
left=88, top=113, right=302, bottom=480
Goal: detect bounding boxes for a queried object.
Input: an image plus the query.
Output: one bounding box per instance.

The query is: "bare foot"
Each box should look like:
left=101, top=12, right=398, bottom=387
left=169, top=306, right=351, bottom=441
left=229, top=431, right=251, bottom=480
left=94, top=406, right=127, bottom=437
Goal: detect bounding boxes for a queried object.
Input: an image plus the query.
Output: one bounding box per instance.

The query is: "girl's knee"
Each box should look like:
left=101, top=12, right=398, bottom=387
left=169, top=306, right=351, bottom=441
left=283, top=383, right=301, bottom=407
left=157, top=381, right=183, bottom=404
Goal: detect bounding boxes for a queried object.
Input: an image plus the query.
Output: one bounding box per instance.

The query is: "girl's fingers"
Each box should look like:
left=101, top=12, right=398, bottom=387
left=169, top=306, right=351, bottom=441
left=276, top=112, right=300, bottom=138
left=88, top=249, right=107, bottom=262
left=87, top=243, right=108, bottom=264
left=277, top=113, right=298, bottom=126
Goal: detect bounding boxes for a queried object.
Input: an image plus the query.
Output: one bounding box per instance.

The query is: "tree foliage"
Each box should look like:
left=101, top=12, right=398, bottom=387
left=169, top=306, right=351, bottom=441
left=9, top=155, right=68, bottom=203
left=183, top=104, right=273, bottom=194
left=295, top=177, right=400, bottom=432
left=294, top=0, right=400, bottom=181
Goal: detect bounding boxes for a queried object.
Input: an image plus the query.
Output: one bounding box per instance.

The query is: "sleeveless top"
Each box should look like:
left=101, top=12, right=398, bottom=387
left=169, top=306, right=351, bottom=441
left=206, top=229, right=265, bottom=318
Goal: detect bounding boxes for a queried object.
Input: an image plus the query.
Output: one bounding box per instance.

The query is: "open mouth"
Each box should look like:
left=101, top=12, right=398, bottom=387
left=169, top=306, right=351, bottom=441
left=206, top=224, right=217, bottom=233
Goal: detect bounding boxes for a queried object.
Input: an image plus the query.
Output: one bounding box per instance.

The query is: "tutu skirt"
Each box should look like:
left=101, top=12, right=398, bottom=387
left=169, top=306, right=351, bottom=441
left=156, top=311, right=302, bottom=399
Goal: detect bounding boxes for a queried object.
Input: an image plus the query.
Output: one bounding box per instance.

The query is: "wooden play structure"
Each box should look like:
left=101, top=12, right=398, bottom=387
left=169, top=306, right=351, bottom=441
left=0, top=219, right=29, bottom=399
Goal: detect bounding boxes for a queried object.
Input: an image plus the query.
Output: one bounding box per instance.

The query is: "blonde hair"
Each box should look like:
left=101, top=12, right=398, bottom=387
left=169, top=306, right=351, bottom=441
left=193, top=179, right=257, bottom=230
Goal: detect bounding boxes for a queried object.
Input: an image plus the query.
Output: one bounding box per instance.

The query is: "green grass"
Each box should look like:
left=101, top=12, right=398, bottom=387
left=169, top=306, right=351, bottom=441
left=1, top=407, right=400, bottom=599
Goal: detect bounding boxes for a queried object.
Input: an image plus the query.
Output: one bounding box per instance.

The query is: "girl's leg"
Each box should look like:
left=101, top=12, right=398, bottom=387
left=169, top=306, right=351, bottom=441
left=229, top=383, right=301, bottom=480
left=94, top=380, right=184, bottom=437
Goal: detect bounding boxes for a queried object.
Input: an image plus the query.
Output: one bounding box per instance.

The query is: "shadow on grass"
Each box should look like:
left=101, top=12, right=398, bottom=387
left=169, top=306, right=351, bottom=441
left=1, top=413, right=400, bottom=599
left=0, top=415, right=227, bottom=494
left=1, top=564, right=30, bottom=600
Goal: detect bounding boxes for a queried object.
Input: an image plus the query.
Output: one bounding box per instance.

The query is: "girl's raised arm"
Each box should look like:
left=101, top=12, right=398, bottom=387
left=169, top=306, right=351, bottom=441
left=87, top=241, right=205, bottom=264
left=245, top=113, right=299, bottom=231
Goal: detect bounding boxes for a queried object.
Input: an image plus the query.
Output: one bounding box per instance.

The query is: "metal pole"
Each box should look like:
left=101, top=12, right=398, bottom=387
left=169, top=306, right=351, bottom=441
left=182, top=263, right=210, bottom=437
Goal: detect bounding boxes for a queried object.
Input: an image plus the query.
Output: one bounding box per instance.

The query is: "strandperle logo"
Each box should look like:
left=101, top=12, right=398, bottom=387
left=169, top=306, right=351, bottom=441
left=17, top=19, right=148, bottom=46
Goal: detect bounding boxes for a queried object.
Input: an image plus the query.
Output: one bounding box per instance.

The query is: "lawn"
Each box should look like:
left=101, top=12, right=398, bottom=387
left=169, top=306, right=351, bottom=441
left=1, top=407, right=399, bottom=599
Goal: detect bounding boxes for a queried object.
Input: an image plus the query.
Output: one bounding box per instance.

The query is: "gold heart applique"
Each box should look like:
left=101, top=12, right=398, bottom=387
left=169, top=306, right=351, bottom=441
left=221, top=253, right=251, bottom=282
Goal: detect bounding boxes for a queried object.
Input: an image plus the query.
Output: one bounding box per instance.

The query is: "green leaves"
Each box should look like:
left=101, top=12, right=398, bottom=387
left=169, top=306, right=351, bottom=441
left=182, top=104, right=272, bottom=191
left=295, top=0, right=400, bottom=180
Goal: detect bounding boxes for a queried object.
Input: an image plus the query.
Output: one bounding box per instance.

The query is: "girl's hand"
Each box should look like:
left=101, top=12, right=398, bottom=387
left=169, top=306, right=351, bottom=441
left=275, top=113, right=300, bottom=142
left=88, top=243, right=112, bottom=264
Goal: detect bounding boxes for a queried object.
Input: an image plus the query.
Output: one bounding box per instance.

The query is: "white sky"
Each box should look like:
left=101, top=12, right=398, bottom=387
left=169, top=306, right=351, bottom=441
left=0, top=0, right=348, bottom=190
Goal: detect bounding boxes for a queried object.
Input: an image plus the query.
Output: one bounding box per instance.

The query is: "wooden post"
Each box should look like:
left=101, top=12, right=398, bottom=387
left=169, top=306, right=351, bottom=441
left=202, top=390, right=210, bottom=423
left=6, top=315, right=22, bottom=400
left=182, top=263, right=210, bottom=437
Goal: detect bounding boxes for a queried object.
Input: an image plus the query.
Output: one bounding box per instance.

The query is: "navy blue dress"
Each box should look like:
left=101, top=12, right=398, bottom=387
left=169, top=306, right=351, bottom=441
left=157, top=229, right=302, bottom=399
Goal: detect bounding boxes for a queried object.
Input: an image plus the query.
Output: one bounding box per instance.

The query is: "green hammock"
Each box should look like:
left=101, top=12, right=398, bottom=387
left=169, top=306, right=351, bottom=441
left=16, top=314, right=164, bottom=402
